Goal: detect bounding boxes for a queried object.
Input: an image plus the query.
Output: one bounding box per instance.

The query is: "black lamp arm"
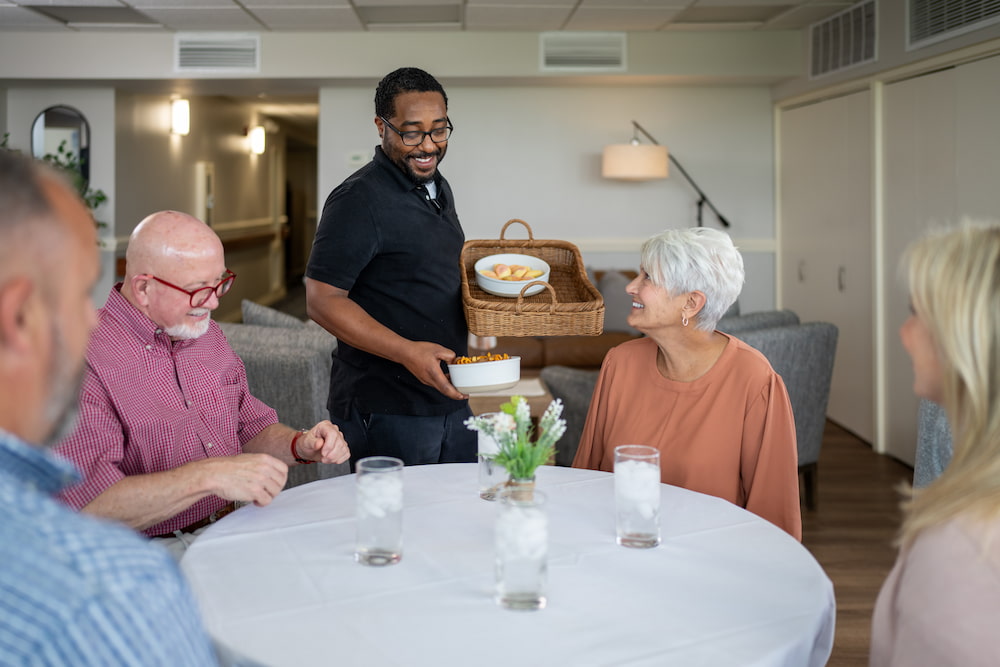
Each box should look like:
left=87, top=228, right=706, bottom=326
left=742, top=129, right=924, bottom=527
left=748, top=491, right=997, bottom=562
left=631, top=120, right=731, bottom=229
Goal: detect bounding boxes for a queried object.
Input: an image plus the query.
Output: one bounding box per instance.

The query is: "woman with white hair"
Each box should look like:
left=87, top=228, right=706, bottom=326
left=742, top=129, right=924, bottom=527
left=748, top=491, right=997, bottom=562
left=870, top=222, right=1000, bottom=665
left=572, top=227, right=801, bottom=539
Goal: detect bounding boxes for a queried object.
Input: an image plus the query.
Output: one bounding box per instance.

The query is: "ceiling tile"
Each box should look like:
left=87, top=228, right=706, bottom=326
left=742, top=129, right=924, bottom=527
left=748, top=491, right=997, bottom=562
left=580, top=0, right=684, bottom=7
left=16, top=0, right=122, bottom=5
left=465, top=5, right=572, bottom=30
left=22, top=5, right=158, bottom=25
left=675, top=5, right=789, bottom=22
left=241, top=0, right=351, bottom=6
left=565, top=6, right=683, bottom=31
left=764, top=3, right=852, bottom=29
left=0, top=5, right=68, bottom=28
left=249, top=7, right=362, bottom=29
left=690, top=0, right=802, bottom=6
left=137, top=7, right=264, bottom=30
left=354, top=0, right=460, bottom=7
left=126, top=0, right=234, bottom=7
left=466, top=0, right=576, bottom=5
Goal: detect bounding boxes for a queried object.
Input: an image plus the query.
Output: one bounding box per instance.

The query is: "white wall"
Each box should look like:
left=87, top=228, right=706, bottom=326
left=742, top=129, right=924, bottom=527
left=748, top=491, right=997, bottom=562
left=114, top=92, right=290, bottom=320
left=319, top=84, right=777, bottom=312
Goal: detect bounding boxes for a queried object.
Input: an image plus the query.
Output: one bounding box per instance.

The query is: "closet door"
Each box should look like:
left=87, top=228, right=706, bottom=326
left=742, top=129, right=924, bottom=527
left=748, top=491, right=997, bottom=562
left=883, top=54, right=1000, bottom=465
left=779, top=90, right=874, bottom=442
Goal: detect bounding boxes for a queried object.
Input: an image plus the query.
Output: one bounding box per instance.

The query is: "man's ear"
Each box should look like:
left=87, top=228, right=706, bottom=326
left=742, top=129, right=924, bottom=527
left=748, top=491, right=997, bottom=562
left=0, top=277, right=37, bottom=352
left=129, top=274, right=153, bottom=308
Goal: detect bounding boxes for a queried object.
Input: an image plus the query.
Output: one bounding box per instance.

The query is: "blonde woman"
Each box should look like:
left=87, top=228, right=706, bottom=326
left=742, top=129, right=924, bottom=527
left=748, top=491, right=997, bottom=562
left=871, top=222, right=1000, bottom=666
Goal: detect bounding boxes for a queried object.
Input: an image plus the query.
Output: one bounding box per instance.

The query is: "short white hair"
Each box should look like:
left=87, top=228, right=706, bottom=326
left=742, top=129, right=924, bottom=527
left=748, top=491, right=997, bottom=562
left=640, top=227, right=744, bottom=331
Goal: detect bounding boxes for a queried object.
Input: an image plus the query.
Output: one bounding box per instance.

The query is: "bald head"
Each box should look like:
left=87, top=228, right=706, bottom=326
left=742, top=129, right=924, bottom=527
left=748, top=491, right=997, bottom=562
left=121, top=211, right=229, bottom=339
left=125, top=211, right=223, bottom=280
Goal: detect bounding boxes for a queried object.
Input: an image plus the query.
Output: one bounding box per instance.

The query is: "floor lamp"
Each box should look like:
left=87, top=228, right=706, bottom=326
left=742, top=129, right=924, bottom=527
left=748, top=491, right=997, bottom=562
left=602, top=120, right=731, bottom=229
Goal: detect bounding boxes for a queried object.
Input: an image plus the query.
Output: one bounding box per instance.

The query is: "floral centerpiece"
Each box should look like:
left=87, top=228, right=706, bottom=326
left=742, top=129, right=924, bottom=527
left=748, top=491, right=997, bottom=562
left=465, top=395, right=566, bottom=499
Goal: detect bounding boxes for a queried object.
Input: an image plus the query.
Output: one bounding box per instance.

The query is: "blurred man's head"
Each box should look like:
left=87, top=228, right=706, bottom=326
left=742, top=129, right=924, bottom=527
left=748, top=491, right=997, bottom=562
left=122, top=211, right=233, bottom=341
left=0, top=150, right=99, bottom=445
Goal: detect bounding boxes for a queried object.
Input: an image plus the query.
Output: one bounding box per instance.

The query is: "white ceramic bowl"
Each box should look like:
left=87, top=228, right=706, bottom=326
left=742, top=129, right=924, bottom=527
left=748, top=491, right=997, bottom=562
left=473, top=253, right=551, bottom=298
left=447, top=356, right=520, bottom=393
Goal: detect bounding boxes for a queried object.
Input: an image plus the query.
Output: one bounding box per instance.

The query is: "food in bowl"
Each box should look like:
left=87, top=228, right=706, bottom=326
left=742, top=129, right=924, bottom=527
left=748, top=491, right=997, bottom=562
left=447, top=355, right=520, bottom=393
left=478, top=264, right=545, bottom=281
left=473, top=253, right=551, bottom=298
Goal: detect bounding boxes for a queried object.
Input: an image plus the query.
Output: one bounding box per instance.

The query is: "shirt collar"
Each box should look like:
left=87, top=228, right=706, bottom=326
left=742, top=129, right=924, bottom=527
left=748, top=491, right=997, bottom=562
left=372, top=146, right=443, bottom=195
left=0, top=428, right=81, bottom=496
left=103, top=284, right=193, bottom=349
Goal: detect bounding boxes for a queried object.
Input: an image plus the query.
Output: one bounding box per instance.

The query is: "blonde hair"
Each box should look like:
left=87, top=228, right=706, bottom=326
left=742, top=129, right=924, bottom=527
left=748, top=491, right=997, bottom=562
left=899, top=220, right=1000, bottom=547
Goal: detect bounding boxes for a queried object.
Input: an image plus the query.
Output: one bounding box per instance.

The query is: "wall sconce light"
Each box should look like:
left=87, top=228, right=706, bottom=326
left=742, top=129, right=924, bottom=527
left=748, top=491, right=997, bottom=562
left=171, top=98, right=190, bottom=136
left=248, top=125, right=266, bottom=154
left=602, top=120, right=730, bottom=228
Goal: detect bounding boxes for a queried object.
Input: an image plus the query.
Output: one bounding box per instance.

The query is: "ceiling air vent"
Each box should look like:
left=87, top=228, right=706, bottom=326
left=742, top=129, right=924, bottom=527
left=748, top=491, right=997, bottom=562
left=909, top=0, right=1000, bottom=49
left=540, top=32, right=626, bottom=72
left=809, top=0, right=877, bottom=78
left=175, top=33, right=260, bottom=73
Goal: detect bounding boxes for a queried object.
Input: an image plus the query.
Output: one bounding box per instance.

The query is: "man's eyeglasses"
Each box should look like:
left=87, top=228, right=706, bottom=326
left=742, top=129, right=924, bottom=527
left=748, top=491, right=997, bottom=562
left=380, top=116, right=453, bottom=147
left=150, top=270, right=236, bottom=308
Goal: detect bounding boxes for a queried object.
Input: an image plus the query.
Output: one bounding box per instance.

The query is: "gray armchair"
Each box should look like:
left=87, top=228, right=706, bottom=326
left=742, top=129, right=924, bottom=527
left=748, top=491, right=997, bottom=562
left=218, top=300, right=349, bottom=488
left=739, top=322, right=838, bottom=511
left=913, top=399, right=952, bottom=487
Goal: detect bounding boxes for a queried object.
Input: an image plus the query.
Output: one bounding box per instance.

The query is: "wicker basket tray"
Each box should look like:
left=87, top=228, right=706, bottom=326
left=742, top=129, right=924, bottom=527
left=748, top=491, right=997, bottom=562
left=461, top=219, right=605, bottom=337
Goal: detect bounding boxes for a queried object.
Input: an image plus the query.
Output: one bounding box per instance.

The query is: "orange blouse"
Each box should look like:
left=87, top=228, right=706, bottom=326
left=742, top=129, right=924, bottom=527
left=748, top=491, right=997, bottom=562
left=572, top=335, right=801, bottom=540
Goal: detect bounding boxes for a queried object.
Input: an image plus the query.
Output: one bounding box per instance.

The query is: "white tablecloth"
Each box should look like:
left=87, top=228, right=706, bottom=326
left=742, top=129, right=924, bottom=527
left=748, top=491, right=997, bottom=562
left=181, top=464, right=834, bottom=667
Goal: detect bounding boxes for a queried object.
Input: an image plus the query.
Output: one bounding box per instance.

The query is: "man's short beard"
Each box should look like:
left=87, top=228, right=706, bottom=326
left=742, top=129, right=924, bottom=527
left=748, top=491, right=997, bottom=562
left=165, top=310, right=212, bottom=340
left=41, top=323, right=85, bottom=447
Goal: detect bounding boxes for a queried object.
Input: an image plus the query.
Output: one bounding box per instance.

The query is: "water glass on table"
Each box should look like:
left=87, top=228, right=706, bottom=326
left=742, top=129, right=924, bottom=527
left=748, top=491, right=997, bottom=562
left=614, top=445, right=661, bottom=548
left=478, top=420, right=505, bottom=501
left=355, top=456, right=404, bottom=566
left=495, top=490, right=548, bottom=610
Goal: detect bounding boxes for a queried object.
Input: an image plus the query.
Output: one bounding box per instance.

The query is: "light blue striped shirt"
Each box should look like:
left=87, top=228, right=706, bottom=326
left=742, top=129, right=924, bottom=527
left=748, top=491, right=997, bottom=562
left=0, top=429, right=218, bottom=666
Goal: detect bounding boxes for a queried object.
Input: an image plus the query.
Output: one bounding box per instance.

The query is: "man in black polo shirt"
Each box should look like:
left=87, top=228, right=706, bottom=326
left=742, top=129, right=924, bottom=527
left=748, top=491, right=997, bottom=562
left=305, top=67, right=476, bottom=467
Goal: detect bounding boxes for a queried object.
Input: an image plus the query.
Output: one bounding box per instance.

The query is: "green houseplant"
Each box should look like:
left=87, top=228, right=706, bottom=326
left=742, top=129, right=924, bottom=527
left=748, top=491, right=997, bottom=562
left=465, top=395, right=566, bottom=499
left=1, top=132, right=107, bottom=228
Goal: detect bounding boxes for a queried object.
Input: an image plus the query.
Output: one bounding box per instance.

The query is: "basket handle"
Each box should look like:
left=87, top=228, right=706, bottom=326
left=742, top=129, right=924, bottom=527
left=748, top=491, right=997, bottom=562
left=514, top=281, right=557, bottom=314
left=500, top=219, right=534, bottom=240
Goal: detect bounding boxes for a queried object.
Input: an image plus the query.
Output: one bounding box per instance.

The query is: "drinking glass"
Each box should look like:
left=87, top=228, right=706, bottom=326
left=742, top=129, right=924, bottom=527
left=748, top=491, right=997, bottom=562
left=495, top=490, right=547, bottom=610
left=614, top=445, right=661, bottom=548
left=478, top=419, right=505, bottom=501
left=355, top=456, right=404, bottom=566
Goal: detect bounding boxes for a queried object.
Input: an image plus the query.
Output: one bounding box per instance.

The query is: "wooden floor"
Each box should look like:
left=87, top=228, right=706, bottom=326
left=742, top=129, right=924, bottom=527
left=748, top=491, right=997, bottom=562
left=802, top=421, right=913, bottom=665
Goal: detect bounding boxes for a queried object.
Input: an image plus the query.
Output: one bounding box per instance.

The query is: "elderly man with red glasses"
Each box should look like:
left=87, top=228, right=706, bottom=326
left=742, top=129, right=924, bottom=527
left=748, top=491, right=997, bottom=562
left=54, top=210, right=350, bottom=558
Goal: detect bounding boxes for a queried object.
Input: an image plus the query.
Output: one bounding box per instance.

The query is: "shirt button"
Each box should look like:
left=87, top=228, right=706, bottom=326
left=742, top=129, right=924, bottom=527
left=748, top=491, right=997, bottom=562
left=186, top=400, right=192, bottom=407
left=207, top=443, right=213, bottom=448
left=145, top=344, right=152, bottom=351
left=155, top=328, right=163, bottom=334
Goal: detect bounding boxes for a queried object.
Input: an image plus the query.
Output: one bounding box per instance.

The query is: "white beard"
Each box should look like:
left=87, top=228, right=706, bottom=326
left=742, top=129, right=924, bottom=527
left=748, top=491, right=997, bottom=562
left=165, top=310, right=212, bottom=340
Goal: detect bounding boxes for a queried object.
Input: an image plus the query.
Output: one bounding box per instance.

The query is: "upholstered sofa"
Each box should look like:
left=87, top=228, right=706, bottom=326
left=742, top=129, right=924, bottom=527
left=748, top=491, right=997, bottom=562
left=219, top=300, right=348, bottom=488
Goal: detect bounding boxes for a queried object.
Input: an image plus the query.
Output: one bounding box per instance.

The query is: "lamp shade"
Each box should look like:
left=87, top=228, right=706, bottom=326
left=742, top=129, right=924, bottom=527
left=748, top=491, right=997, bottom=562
left=602, top=143, right=668, bottom=180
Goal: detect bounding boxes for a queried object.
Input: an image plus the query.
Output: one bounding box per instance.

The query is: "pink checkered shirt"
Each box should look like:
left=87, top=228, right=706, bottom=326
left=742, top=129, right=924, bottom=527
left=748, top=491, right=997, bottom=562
left=54, top=286, right=278, bottom=537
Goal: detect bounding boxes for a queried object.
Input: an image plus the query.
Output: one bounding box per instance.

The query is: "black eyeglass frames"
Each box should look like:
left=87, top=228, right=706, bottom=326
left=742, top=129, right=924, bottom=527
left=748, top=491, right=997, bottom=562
left=380, top=116, right=453, bottom=147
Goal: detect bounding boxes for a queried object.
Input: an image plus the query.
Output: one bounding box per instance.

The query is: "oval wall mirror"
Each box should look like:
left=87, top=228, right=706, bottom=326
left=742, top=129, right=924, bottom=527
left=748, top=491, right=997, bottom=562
left=31, top=104, right=90, bottom=185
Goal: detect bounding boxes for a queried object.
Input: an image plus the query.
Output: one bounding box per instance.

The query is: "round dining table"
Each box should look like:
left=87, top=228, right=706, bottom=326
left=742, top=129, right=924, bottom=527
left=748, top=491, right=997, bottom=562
left=181, top=464, right=834, bottom=667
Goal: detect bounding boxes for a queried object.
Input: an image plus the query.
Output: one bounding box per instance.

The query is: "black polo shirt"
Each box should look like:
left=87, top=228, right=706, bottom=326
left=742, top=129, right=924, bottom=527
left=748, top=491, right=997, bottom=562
left=306, top=146, right=468, bottom=417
